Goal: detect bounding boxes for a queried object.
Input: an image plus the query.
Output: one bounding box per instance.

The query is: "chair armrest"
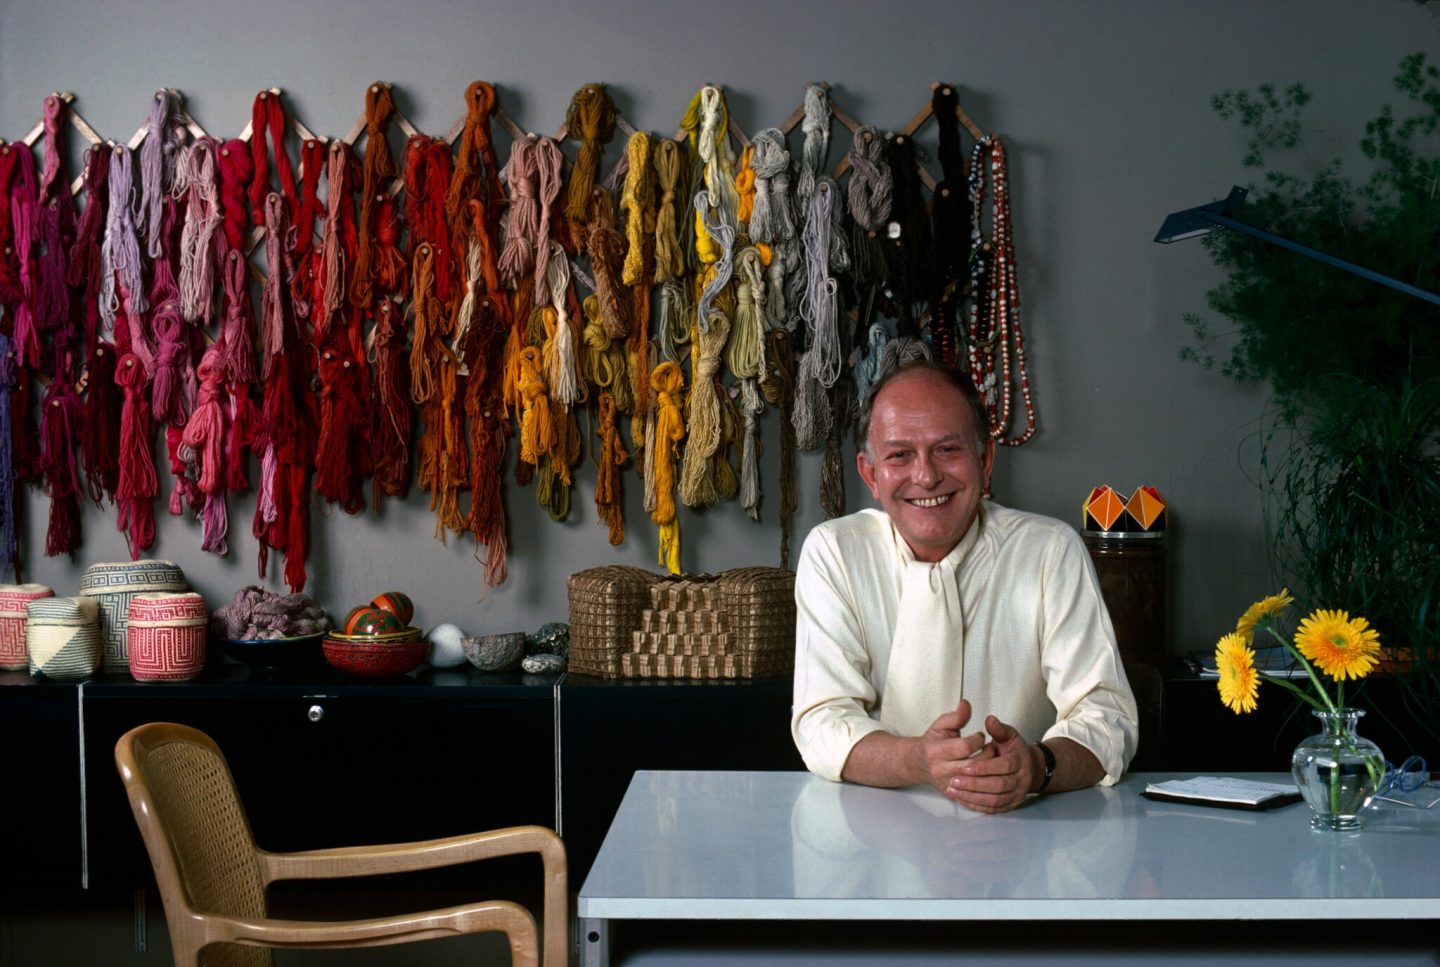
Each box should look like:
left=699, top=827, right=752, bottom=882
left=257, top=824, right=566, bottom=967
left=197, top=899, right=537, bottom=963
left=258, top=824, right=564, bottom=881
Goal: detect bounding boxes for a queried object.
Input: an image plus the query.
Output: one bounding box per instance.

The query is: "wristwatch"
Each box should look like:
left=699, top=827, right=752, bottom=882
left=1035, top=741, right=1056, bottom=793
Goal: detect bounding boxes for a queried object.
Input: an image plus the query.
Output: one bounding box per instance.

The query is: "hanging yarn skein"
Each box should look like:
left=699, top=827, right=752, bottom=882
left=36, top=95, right=78, bottom=382
left=139, top=90, right=182, bottom=260
left=217, top=250, right=259, bottom=500
left=760, top=328, right=798, bottom=569
left=352, top=82, right=399, bottom=313
left=247, top=90, right=300, bottom=226
left=928, top=84, right=970, bottom=368
left=290, top=137, right=327, bottom=322
left=366, top=296, right=412, bottom=505
left=0, top=335, right=18, bottom=577
left=175, top=137, right=222, bottom=326
left=179, top=347, right=230, bottom=554
left=564, top=84, right=617, bottom=235
left=216, top=138, right=252, bottom=257
left=7, top=144, right=42, bottom=372
left=648, top=361, right=686, bottom=574
left=796, top=84, right=831, bottom=211
left=68, top=144, right=109, bottom=357
left=594, top=390, right=628, bottom=546
left=38, top=378, right=84, bottom=557
left=619, top=130, right=656, bottom=420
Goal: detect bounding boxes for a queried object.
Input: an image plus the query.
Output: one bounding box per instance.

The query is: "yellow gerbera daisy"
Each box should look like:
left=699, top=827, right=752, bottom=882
left=1215, top=632, right=1259, bottom=713
left=1294, top=609, right=1381, bottom=680
left=1235, top=588, right=1295, bottom=643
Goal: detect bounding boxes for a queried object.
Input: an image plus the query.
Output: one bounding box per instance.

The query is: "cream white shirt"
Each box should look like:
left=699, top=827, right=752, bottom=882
left=791, top=502, right=1138, bottom=784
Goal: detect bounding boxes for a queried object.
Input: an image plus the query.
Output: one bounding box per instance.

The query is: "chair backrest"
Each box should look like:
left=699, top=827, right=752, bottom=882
left=115, top=723, right=273, bottom=967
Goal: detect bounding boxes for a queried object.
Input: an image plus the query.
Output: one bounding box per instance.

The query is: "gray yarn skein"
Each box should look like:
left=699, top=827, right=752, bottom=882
left=693, top=192, right=736, bottom=335
left=796, top=84, right=831, bottom=210
left=749, top=128, right=797, bottom=245
left=800, top=179, right=842, bottom=390
left=846, top=126, right=893, bottom=231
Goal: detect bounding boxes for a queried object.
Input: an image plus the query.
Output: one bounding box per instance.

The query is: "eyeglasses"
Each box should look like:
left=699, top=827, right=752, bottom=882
left=1377, top=755, right=1430, bottom=796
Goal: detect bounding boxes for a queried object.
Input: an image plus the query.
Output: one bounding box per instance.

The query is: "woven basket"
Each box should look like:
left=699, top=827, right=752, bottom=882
left=80, top=560, right=188, bottom=674
left=127, top=592, right=208, bottom=682
left=567, top=566, right=667, bottom=678
left=0, top=583, right=54, bottom=671
left=27, top=596, right=101, bottom=681
left=567, top=565, right=795, bottom=680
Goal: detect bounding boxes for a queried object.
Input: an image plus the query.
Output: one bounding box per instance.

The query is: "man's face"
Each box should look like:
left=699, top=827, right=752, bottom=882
left=857, top=370, right=995, bottom=563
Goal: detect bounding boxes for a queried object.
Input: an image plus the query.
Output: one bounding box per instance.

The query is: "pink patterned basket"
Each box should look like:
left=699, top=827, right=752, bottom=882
left=0, top=584, right=54, bottom=671
left=126, top=592, right=208, bottom=682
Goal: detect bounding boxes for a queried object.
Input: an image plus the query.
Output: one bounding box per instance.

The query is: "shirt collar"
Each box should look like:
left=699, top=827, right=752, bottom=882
left=889, top=500, right=987, bottom=572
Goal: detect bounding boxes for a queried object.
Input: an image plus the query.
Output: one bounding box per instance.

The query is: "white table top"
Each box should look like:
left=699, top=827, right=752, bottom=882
left=578, top=770, right=1440, bottom=922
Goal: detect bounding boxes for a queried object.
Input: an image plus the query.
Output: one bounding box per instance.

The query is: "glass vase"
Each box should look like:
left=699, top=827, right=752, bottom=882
left=1290, top=707, right=1384, bottom=831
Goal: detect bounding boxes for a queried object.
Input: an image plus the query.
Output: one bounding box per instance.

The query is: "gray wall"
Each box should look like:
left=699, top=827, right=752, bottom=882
left=1, top=0, right=1432, bottom=655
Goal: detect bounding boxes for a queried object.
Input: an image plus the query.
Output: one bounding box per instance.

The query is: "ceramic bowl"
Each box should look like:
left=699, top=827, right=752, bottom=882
left=223, top=632, right=326, bottom=669
left=342, top=606, right=407, bottom=638
left=369, top=591, right=415, bottom=626
left=322, top=635, right=427, bottom=678
left=462, top=632, right=526, bottom=673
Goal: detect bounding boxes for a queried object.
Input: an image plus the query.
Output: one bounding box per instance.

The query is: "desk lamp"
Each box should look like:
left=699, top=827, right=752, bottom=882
left=1154, top=185, right=1440, bottom=306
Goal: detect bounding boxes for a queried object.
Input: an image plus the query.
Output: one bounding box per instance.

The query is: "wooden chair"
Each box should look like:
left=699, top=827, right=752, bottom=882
left=114, top=722, right=567, bottom=967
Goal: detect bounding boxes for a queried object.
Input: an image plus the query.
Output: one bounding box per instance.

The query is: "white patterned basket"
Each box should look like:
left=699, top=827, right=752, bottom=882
left=27, top=596, right=101, bottom=681
left=80, top=560, right=187, bottom=674
left=0, top=583, right=53, bottom=671
left=127, top=592, right=208, bottom=682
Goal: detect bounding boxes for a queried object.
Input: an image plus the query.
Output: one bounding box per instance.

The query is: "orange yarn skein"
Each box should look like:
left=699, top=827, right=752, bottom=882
left=564, top=84, right=617, bottom=229
left=649, top=360, right=686, bottom=573
left=517, top=346, right=556, bottom=467
left=594, top=391, right=628, bottom=546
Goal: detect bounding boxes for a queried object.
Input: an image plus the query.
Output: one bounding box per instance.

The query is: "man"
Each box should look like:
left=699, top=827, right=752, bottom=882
left=791, top=360, right=1137, bottom=813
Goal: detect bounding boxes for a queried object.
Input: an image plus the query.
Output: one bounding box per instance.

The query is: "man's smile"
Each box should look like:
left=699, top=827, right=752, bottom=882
left=907, top=494, right=953, bottom=508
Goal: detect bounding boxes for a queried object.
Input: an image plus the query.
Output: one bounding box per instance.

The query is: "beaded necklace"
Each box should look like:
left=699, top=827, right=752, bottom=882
left=965, top=136, right=1035, bottom=447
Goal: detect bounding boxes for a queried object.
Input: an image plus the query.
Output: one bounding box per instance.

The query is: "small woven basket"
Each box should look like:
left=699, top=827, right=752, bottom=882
left=567, top=565, right=795, bottom=680
left=127, top=592, right=208, bottom=682
left=27, top=596, right=101, bottom=681
left=0, top=583, right=54, bottom=671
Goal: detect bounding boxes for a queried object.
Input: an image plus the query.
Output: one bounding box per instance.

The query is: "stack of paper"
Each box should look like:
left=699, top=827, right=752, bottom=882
left=1143, top=776, right=1302, bottom=810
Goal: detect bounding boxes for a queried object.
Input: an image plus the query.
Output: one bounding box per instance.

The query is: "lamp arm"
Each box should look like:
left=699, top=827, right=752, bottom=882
left=1202, top=213, right=1440, bottom=307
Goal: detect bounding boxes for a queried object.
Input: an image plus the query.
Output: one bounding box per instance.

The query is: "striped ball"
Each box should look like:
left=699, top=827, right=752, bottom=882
left=0, top=583, right=54, bottom=671
left=27, top=596, right=101, bottom=681
left=127, top=592, right=208, bottom=682
left=80, top=560, right=187, bottom=674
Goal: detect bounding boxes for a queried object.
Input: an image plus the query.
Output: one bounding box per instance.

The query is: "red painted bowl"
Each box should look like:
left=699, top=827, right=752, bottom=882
left=369, top=591, right=415, bottom=626
left=342, top=605, right=407, bottom=638
left=322, top=635, right=427, bottom=678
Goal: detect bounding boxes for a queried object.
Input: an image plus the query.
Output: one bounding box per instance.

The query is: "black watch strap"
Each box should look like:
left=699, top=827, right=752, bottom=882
left=1035, top=741, right=1056, bottom=793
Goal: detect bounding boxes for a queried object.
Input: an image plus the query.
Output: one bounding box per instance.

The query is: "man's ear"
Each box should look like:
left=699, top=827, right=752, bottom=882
left=856, top=447, right=880, bottom=500
left=980, top=437, right=997, bottom=491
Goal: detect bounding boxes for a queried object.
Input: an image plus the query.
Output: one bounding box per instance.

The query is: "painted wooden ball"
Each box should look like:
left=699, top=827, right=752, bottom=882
left=370, top=591, right=415, bottom=625
left=343, top=606, right=406, bottom=637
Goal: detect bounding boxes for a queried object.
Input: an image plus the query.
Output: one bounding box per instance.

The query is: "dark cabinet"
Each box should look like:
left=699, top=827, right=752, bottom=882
left=3, top=665, right=805, bottom=895
left=559, top=675, right=803, bottom=884
left=82, top=664, right=558, bottom=890
left=0, top=674, right=81, bottom=889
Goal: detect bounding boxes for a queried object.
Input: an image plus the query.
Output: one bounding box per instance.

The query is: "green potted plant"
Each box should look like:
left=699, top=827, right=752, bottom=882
left=1182, top=53, right=1440, bottom=753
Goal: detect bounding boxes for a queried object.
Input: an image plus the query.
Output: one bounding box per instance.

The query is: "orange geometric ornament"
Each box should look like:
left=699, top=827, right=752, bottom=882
left=1083, top=486, right=1126, bottom=531
left=1124, top=485, right=1167, bottom=531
